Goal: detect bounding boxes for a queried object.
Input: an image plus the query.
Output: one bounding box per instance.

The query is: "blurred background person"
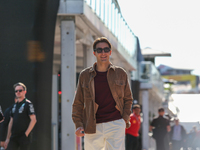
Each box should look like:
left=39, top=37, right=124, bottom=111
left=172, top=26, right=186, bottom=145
left=0, top=106, right=4, bottom=150
left=4, top=82, right=37, bottom=150
left=189, top=126, right=199, bottom=150
left=193, top=128, right=200, bottom=149
left=0, top=106, right=4, bottom=123
left=164, top=113, right=172, bottom=150
left=170, top=118, right=186, bottom=150
left=150, top=108, right=171, bottom=150
left=125, top=104, right=141, bottom=150
left=0, top=97, right=17, bottom=149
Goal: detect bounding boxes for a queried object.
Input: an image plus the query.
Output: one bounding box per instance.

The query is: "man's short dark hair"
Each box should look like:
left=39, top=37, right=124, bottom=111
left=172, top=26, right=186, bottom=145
left=132, top=104, right=140, bottom=109
left=93, top=37, right=112, bottom=50
left=13, top=82, right=27, bottom=91
left=158, top=108, right=164, bottom=112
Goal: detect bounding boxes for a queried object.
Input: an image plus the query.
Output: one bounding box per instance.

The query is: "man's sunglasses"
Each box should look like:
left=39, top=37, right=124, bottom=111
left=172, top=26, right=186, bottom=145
left=15, top=89, right=24, bottom=93
left=94, top=47, right=111, bottom=53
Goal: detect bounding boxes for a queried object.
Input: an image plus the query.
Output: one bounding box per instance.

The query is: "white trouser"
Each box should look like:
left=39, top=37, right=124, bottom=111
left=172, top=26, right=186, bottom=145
left=84, top=118, right=126, bottom=150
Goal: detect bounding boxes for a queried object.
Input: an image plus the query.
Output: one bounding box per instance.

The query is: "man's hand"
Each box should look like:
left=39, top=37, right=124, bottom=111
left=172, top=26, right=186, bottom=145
left=25, top=132, right=29, bottom=137
left=149, top=126, right=153, bottom=132
left=0, top=117, right=4, bottom=123
left=75, top=127, right=85, bottom=137
left=4, top=138, right=10, bottom=149
left=0, top=142, right=5, bottom=148
left=167, top=125, right=171, bottom=132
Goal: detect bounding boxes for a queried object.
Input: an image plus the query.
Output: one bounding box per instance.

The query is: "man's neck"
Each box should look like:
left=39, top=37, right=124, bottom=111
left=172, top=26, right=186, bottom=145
left=136, top=114, right=140, bottom=116
left=96, top=62, right=110, bottom=72
left=18, top=97, right=25, bottom=103
left=134, top=113, right=140, bottom=116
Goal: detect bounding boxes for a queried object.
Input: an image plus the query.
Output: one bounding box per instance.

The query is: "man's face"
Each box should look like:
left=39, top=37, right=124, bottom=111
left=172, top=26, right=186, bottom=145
left=158, top=111, right=165, bottom=116
left=93, top=42, right=111, bottom=63
left=175, top=120, right=179, bottom=125
left=15, top=85, right=26, bottom=99
left=133, top=108, right=141, bottom=115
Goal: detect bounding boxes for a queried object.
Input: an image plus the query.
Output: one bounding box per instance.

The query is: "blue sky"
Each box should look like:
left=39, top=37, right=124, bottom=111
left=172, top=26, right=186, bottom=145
left=118, top=0, right=200, bottom=75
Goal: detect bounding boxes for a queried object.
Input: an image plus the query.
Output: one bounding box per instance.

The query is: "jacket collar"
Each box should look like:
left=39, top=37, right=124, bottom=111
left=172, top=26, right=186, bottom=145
left=89, top=62, right=116, bottom=73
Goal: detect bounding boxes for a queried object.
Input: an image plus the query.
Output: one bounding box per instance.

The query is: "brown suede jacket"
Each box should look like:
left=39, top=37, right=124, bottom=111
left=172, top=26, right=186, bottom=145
left=72, top=63, right=133, bottom=133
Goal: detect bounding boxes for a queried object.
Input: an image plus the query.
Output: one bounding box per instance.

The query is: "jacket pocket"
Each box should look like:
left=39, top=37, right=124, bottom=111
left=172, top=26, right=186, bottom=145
left=82, top=83, right=91, bottom=99
left=115, top=80, right=126, bottom=98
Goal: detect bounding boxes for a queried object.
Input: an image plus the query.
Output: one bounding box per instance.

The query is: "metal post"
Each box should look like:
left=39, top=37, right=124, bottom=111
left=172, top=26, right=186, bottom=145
left=142, top=90, right=149, bottom=150
left=52, top=123, right=57, bottom=150
left=52, top=75, right=59, bottom=150
left=61, top=19, right=76, bottom=150
left=86, top=46, right=96, bottom=67
left=82, top=32, right=94, bottom=68
left=140, top=83, right=152, bottom=150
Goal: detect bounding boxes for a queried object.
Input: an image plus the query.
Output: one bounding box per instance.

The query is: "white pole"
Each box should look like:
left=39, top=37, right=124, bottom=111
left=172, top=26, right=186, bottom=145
left=52, top=75, right=59, bottom=150
left=142, top=90, right=149, bottom=150
left=140, top=83, right=152, bottom=150
left=61, top=19, right=76, bottom=150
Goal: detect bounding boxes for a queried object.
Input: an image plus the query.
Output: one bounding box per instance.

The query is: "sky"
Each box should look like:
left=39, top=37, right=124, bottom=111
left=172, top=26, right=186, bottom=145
left=172, top=94, right=200, bottom=122
left=117, top=0, right=200, bottom=123
left=117, top=0, right=200, bottom=75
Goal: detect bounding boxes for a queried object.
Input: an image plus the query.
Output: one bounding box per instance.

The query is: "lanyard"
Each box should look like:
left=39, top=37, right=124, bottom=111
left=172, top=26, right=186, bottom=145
left=133, top=114, right=140, bottom=122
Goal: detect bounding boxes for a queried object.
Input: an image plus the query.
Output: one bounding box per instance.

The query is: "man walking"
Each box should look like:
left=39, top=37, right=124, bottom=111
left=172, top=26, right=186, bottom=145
left=150, top=108, right=171, bottom=150
left=72, top=37, right=133, bottom=150
left=125, top=104, right=141, bottom=150
left=170, top=118, right=186, bottom=150
left=4, top=82, right=37, bottom=150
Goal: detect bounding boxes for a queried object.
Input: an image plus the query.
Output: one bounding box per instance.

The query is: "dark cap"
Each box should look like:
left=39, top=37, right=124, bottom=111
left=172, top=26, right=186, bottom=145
left=132, top=104, right=140, bottom=109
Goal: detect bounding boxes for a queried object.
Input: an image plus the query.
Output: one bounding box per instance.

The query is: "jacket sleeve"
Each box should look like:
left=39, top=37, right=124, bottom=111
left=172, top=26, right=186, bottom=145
left=122, top=73, right=133, bottom=122
left=181, top=126, right=187, bottom=140
left=72, top=73, right=84, bottom=129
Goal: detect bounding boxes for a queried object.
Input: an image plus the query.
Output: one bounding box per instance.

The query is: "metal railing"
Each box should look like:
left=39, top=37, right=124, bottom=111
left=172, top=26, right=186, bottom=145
left=85, top=0, right=137, bottom=57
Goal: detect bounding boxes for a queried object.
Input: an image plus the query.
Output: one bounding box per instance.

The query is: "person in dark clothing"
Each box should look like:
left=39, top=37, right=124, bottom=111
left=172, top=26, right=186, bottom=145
left=0, top=105, right=4, bottom=149
left=150, top=108, right=171, bottom=150
left=0, top=98, right=17, bottom=148
left=4, top=82, right=37, bottom=150
left=188, top=126, right=198, bottom=150
left=0, top=106, right=4, bottom=123
left=170, top=118, right=186, bottom=150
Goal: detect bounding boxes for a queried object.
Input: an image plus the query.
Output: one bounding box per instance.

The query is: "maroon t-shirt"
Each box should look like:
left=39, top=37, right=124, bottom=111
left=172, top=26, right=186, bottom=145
left=94, top=70, right=122, bottom=123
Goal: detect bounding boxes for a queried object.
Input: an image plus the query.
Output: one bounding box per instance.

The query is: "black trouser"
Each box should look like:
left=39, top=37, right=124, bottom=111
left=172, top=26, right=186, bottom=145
left=172, top=140, right=182, bottom=150
left=7, top=134, right=30, bottom=150
left=125, top=134, right=139, bottom=150
left=155, top=137, right=166, bottom=150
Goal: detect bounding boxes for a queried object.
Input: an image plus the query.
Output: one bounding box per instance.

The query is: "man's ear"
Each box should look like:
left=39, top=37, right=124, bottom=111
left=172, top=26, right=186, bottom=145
left=93, top=51, right=96, bottom=56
